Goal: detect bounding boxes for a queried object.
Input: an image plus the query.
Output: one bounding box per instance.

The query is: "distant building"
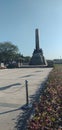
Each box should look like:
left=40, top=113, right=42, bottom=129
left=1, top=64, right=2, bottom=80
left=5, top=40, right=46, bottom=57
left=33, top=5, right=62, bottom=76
left=53, top=59, right=62, bottom=64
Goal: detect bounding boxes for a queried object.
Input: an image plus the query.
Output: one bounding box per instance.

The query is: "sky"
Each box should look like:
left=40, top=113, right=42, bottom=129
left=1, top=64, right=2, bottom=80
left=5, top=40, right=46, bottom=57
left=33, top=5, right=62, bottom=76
left=0, top=0, right=62, bottom=60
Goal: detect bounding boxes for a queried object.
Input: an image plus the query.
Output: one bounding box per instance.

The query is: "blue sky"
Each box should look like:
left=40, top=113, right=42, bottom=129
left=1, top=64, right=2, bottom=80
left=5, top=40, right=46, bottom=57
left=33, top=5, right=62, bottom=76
left=0, top=0, right=62, bottom=59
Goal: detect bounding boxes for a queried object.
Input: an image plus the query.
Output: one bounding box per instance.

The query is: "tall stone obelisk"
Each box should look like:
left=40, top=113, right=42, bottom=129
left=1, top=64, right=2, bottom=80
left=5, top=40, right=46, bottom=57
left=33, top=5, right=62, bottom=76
left=29, top=29, right=47, bottom=65
left=35, top=29, right=39, bottom=51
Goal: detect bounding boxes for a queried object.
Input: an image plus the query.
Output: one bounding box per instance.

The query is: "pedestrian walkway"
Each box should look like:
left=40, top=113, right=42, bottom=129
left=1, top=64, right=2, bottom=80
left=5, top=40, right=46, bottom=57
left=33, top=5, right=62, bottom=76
left=0, top=68, right=52, bottom=130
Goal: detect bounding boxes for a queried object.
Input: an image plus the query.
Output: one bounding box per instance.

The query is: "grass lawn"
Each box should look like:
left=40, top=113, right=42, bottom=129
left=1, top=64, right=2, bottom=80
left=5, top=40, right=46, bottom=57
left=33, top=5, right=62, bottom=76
left=27, top=65, right=62, bottom=130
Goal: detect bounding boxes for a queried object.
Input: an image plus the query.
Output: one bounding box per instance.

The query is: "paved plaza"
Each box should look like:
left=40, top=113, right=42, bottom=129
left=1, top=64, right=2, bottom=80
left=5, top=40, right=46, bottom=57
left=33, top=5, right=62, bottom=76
left=0, top=68, right=52, bottom=130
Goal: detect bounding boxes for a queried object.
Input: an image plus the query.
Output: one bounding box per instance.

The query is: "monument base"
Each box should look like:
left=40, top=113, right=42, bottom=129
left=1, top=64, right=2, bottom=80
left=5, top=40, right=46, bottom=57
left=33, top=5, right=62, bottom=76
left=29, top=53, right=47, bottom=65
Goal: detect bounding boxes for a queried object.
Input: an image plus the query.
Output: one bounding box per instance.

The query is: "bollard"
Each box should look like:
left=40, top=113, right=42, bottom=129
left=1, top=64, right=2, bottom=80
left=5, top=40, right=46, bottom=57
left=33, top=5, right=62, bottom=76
left=22, top=80, right=32, bottom=109
left=25, top=80, right=29, bottom=106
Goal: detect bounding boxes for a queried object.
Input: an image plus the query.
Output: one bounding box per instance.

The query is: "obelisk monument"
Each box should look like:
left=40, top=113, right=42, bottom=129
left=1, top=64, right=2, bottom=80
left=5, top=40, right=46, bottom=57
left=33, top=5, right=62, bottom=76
left=36, top=29, right=39, bottom=51
left=29, top=29, right=47, bottom=65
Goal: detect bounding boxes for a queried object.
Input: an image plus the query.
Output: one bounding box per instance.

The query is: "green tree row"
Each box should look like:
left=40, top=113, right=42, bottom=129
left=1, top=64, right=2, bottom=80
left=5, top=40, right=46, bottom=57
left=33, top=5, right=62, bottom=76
left=0, top=42, right=31, bottom=65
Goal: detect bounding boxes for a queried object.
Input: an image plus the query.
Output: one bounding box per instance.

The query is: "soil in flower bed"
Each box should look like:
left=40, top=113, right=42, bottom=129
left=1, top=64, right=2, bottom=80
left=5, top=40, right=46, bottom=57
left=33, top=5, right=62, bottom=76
left=27, top=65, right=62, bottom=130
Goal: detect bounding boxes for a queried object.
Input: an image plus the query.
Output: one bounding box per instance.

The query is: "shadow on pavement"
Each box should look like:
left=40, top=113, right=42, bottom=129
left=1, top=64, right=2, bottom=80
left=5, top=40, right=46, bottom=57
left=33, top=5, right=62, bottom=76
left=0, top=83, right=21, bottom=91
left=0, top=107, right=21, bottom=115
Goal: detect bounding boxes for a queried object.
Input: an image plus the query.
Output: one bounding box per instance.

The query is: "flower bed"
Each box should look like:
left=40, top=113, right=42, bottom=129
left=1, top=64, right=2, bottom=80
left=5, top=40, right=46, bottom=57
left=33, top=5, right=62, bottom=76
left=27, top=65, right=62, bottom=130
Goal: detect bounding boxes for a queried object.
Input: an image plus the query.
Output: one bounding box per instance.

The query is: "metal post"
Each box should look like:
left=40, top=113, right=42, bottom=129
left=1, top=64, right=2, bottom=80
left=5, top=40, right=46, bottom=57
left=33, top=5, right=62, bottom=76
left=22, top=80, right=32, bottom=109
left=25, top=80, right=29, bottom=106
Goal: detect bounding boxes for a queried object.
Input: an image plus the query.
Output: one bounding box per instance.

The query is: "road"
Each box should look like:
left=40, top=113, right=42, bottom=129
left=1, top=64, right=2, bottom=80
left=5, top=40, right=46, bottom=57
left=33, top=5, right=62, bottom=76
left=0, top=68, right=52, bottom=130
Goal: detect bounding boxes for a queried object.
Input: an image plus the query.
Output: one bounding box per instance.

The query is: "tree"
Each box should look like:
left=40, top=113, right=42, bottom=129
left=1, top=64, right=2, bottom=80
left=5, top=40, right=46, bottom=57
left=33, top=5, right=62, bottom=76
left=0, top=42, right=19, bottom=64
left=23, top=56, right=31, bottom=63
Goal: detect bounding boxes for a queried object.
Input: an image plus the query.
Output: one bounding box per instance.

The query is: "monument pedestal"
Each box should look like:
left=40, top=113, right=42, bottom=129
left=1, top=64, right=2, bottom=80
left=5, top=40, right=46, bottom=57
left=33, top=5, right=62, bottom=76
left=30, top=53, right=46, bottom=65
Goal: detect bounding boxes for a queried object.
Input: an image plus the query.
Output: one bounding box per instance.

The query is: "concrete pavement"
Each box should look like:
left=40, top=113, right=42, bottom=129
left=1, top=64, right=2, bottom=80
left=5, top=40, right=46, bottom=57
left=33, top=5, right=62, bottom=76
left=0, top=68, right=52, bottom=130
